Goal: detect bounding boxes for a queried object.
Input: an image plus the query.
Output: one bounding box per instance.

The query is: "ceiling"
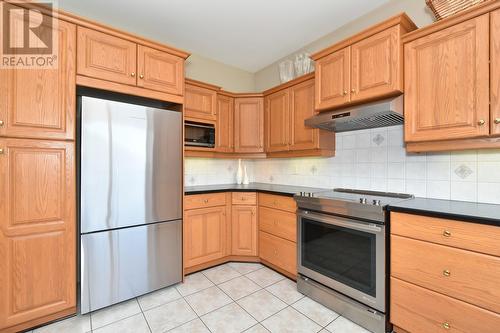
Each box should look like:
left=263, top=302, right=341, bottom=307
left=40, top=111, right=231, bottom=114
left=58, top=0, right=390, bottom=72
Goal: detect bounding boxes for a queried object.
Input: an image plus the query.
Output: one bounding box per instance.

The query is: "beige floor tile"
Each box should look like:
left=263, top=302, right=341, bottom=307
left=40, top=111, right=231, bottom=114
left=92, top=313, right=149, bottom=333
left=228, top=262, right=264, bottom=275
left=237, top=290, right=287, bottom=321
left=201, top=303, right=257, bottom=333
left=168, top=318, right=210, bottom=333
left=244, top=323, right=270, bottom=332
left=138, top=285, right=182, bottom=311
left=265, top=279, right=304, bottom=305
left=218, top=276, right=262, bottom=300
left=261, top=307, right=322, bottom=333
left=176, top=272, right=214, bottom=296
left=202, top=264, right=241, bottom=284
left=144, top=298, right=197, bottom=333
left=292, top=297, right=339, bottom=326
left=245, top=267, right=285, bottom=288
left=33, top=314, right=90, bottom=333
left=91, top=299, right=141, bottom=329
left=184, top=286, right=233, bottom=316
left=325, top=316, right=371, bottom=333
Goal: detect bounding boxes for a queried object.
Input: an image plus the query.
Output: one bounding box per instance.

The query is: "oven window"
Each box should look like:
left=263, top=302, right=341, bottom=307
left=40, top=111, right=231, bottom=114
left=301, top=218, right=376, bottom=297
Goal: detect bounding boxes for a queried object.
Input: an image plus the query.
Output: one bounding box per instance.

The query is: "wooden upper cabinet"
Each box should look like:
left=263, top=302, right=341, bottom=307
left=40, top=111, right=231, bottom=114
left=231, top=205, right=258, bottom=256
left=404, top=14, right=490, bottom=142
left=351, top=25, right=401, bottom=102
left=184, top=206, right=227, bottom=268
left=234, top=97, right=264, bottom=153
left=492, top=9, right=500, bottom=137
left=137, top=45, right=183, bottom=95
left=0, top=18, right=76, bottom=140
left=77, top=27, right=137, bottom=85
left=290, top=78, right=318, bottom=150
left=184, top=83, right=217, bottom=121
left=216, top=94, right=234, bottom=152
left=315, top=47, right=350, bottom=110
left=0, top=139, right=76, bottom=331
left=265, top=90, right=290, bottom=152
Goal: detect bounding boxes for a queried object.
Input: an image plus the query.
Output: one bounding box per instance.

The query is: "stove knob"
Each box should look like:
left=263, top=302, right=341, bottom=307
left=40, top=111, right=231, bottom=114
left=373, top=199, right=381, bottom=206
left=360, top=198, right=367, bottom=204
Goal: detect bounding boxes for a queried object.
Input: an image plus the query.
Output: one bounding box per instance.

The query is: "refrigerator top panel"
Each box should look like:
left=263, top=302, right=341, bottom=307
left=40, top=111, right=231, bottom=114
left=80, top=96, right=182, bottom=234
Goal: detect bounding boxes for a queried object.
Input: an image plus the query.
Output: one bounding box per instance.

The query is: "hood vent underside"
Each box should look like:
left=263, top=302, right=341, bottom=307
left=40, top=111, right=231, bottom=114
left=305, top=95, right=404, bottom=133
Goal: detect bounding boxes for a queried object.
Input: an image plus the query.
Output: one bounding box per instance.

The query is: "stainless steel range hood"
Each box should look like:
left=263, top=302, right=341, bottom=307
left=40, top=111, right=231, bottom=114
left=305, top=95, right=404, bottom=132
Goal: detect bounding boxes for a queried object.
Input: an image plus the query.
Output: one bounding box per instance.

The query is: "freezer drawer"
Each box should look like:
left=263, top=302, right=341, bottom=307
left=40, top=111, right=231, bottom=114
left=80, top=220, right=182, bottom=313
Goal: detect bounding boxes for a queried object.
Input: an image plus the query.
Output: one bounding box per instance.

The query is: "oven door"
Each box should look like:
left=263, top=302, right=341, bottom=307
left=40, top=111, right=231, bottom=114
left=297, top=210, right=385, bottom=312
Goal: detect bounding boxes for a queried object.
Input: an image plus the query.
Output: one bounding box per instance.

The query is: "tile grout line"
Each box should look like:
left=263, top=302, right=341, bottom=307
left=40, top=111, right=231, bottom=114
left=90, top=299, right=143, bottom=332
left=179, top=294, right=214, bottom=333
left=136, top=296, right=153, bottom=333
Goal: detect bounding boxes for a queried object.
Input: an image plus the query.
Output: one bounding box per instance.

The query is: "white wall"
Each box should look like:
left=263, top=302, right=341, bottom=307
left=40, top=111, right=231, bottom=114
left=186, top=126, right=500, bottom=205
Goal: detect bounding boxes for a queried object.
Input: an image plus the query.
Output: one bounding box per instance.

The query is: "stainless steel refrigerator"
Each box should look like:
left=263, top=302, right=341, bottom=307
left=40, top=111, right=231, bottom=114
left=79, top=95, right=182, bottom=314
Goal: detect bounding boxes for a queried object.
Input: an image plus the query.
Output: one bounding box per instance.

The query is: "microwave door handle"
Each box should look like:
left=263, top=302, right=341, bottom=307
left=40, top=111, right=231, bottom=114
left=299, top=211, right=382, bottom=233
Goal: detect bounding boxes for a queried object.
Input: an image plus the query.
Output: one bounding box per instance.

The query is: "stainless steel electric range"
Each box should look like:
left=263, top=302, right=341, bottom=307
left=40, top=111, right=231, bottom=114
left=294, top=189, right=413, bottom=333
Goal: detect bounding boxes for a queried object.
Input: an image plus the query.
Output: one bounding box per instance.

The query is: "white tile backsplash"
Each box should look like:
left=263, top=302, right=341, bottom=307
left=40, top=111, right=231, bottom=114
left=185, top=126, right=500, bottom=204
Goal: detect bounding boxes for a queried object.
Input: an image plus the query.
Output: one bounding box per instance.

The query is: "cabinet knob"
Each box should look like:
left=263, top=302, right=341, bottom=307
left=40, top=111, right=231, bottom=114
left=478, top=119, right=486, bottom=126
left=442, top=322, right=450, bottom=330
left=203, top=199, right=208, bottom=203
left=139, top=74, right=144, bottom=79
left=130, top=72, right=135, bottom=77
left=443, top=269, right=451, bottom=277
left=351, top=88, right=356, bottom=93
left=495, top=118, right=500, bottom=124
left=0, top=120, right=4, bottom=126
left=343, top=90, right=347, bottom=96
left=0, top=148, right=3, bottom=154
left=443, top=230, right=451, bottom=237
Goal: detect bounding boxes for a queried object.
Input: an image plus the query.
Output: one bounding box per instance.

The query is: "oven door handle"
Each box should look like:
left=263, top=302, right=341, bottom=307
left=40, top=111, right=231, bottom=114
left=298, top=211, right=382, bottom=233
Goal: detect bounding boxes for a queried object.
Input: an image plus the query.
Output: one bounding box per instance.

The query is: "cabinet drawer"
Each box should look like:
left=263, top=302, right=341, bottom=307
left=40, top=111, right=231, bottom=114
left=232, top=192, right=257, bottom=205
left=259, top=231, right=296, bottom=275
left=391, top=278, right=500, bottom=333
left=391, top=235, right=500, bottom=313
left=184, top=193, right=226, bottom=210
left=258, top=193, right=296, bottom=213
left=391, top=212, right=500, bottom=256
left=259, top=207, right=296, bottom=242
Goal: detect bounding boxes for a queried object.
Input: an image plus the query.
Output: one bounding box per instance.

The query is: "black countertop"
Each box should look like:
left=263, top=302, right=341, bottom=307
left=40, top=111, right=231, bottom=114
left=185, top=182, right=326, bottom=197
left=387, top=197, right=500, bottom=227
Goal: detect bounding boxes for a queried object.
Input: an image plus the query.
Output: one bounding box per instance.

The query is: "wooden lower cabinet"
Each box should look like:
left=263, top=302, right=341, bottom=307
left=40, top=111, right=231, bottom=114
left=259, top=231, right=296, bottom=275
left=391, top=278, right=500, bottom=333
left=390, top=212, right=500, bottom=333
left=0, top=139, right=76, bottom=332
left=184, top=206, right=227, bottom=268
left=231, top=205, right=258, bottom=256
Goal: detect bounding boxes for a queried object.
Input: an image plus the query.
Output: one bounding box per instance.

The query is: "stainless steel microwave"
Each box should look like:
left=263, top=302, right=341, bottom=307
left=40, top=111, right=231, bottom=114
left=185, top=121, right=215, bottom=148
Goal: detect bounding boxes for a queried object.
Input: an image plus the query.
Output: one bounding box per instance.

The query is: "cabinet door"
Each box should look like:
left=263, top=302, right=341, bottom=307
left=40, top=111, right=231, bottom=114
left=234, top=98, right=264, bottom=153
left=351, top=25, right=401, bottom=102
left=137, top=45, right=184, bottom=95
left=0, top=139, right=76, bottom=331
left=404, top=15, right=490, bottom=142
left=231, top=206, right=257, bottom=256
left=290, top=78, right=318, bottom=150
left=315, top=47, right=350, bottom=110
left=216, top=95, right=234, bottom=152
left=77, top=27, right=137, bottom=85
left=0, top=18, right=75, bottom=140
left=184, top=83, right=217, bottom=121
left=492, top=9, right=500, bottom=137
left=184, top=206, right=226, bottom=268
left=265, top=90, right=290, bottom=152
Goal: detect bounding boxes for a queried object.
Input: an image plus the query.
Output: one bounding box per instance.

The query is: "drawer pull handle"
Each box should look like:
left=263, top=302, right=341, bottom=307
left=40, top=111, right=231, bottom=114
left=443, top=230, right=451, bottom=237
left=442, top=322, right=450, bottom=330
left=443, top=270, right=451, bottom=277
left=203, top=199, right=209, bottom=203
left=274, top=250, right=278, bottom=255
